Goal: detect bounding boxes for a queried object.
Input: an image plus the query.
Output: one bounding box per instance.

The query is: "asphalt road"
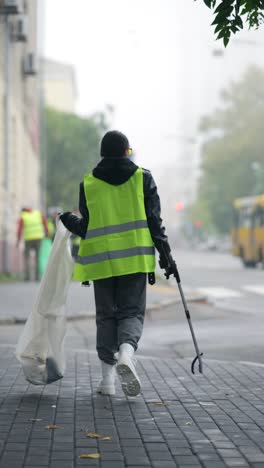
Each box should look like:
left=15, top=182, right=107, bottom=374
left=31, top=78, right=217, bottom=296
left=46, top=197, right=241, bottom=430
left=1, top=248, right=263, bottom=366
left=143, top=248, right=264, bottom=365
left=172, top=248, right=264, bottom=315
left=3, top=248, right=263, bottom=320
left=0, top=277, right=186, bottom=321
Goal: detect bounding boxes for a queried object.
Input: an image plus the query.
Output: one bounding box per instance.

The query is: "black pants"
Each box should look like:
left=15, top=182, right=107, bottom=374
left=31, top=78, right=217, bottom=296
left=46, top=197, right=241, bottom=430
left=24, top=239, right=41, bottom=281
left=93, top=273, right=147, bottom=365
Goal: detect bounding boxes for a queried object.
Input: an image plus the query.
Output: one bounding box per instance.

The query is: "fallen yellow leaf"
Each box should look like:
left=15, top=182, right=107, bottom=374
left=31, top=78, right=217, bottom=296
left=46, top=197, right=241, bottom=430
left=101, top=436, right=112, bottom=441
left=45, top=425, right=62, bottom=430
left=86, top=432, right=102, bottom=438
left=152, top=402, right=167, bottom=406
left=79, top=454, right=101, bottom=459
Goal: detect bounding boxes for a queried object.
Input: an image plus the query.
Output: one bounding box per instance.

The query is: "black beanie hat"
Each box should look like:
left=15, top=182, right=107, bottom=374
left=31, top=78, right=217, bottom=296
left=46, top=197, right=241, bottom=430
left=100, top=130, right=129, bottom=158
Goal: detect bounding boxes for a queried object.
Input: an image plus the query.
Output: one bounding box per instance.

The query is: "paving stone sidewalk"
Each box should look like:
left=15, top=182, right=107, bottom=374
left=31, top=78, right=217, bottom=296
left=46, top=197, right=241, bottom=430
left=1, top=344, right=264, bottom=468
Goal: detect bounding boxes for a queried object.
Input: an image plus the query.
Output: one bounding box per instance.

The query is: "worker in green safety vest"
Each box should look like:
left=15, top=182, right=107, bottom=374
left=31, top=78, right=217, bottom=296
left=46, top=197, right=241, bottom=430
left=17, top=208, right=49, bottom=281
left=47, top=217, right=55, bottom=240
left=60, top=131, right=176, bottom=397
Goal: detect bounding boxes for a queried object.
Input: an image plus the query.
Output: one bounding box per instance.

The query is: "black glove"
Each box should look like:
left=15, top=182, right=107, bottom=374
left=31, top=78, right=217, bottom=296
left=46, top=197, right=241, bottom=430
left=159, top=251, right=180, bottom=282
left=59, top=212, right=71, bottom=229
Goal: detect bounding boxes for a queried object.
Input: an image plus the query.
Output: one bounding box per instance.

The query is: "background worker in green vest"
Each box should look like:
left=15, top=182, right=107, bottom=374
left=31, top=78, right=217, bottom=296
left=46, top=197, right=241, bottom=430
left=60, top=130, right=177, bottom=397
left=47, top=216, right=55, bottom=240
left=17, top=207, right=48, bottom=281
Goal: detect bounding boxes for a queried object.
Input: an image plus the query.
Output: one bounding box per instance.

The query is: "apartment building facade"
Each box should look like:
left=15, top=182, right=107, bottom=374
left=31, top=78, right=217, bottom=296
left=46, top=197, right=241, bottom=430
left=0, top=0, right=41, bottom=273
left=43, top=58, right=77, bottom=114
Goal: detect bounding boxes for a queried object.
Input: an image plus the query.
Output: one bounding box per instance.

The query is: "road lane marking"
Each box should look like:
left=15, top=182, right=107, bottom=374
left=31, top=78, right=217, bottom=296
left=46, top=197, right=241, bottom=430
left=243, top=285, right=264, bottom=296
left=196, top=287, right=243, bottom=299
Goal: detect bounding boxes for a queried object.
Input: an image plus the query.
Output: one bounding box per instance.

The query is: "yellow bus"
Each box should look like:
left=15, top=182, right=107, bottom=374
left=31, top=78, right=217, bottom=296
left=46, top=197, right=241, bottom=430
left=232, top=194, right=264, bottom=267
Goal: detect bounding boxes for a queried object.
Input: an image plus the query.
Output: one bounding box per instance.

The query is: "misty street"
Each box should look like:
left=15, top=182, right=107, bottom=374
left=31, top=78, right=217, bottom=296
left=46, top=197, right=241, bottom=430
left=173, top=248, right=264, bottom=315
left=1, top=1, right=264, bottom=467
left=2, top=248, right=263, bottom=366
left=140, top=248, right=264, bottom=365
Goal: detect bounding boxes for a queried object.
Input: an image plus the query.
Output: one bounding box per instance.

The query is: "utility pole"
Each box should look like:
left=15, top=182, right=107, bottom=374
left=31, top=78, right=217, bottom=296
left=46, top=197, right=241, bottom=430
left=2, top=14, right=12, bottom=274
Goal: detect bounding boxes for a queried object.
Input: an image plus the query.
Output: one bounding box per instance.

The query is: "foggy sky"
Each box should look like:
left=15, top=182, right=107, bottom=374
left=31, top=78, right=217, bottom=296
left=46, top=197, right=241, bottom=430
left=44, top=0, right=264, bottom=172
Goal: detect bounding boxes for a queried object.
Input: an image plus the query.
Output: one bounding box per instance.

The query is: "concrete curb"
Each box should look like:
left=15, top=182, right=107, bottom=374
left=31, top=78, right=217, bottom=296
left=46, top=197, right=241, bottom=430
left=0, top=294, right=207, bottom=326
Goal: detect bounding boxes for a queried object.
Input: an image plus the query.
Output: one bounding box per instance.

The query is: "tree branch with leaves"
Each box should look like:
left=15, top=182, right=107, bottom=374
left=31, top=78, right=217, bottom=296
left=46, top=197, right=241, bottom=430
left=196, top=0, right=264, bottom=46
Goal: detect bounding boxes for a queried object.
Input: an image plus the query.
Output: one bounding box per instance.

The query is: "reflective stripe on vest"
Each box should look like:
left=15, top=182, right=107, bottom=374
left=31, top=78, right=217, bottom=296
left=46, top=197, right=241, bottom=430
left=85, top=219, right=148, bottom=239
left=73, top=167, right=155, bottom=281
left=76, top=246, right=155, bottom=265
left=21, top=210, right=45, bottom=241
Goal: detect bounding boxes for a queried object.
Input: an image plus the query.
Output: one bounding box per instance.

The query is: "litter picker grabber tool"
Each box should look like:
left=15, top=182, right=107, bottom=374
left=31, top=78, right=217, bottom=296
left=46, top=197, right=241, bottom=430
left=160, top=254, right=203, bottom=374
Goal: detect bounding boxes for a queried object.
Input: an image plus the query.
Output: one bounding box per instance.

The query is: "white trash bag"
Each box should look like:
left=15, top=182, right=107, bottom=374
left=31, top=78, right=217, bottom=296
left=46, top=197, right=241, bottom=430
left=16, top=220, right=74, bottom=385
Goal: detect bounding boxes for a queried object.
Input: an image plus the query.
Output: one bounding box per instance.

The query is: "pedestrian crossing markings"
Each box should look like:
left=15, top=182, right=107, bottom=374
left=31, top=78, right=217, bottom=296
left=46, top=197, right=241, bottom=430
left=196, top=287, right=242, bottom=299
left=196, top=285, right=264, bottom=299
left=243, top=285, right=264, bottom=296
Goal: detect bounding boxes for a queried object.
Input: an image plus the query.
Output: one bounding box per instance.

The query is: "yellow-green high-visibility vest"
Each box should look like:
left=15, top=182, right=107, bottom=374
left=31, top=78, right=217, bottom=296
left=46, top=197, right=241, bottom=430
left=21, top=210, right=45, bottom=241
left=47, top=218, right=55, bottom=239
left=73, top=167, right=155, bottom=281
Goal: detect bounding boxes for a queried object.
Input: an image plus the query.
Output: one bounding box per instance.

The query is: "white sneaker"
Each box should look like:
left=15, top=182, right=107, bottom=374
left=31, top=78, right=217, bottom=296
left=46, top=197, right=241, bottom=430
left=97, top=361, right=116, bottom=396
left=116, top=343, right=141, bottom=397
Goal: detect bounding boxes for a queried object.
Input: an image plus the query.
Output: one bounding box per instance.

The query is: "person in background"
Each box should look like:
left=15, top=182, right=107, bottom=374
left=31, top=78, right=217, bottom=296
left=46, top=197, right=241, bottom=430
left=46, top=216, right=55, bottom=241
left=17, top=207, right=48, bottom=281
left=60, top=131, right=177, bottom=397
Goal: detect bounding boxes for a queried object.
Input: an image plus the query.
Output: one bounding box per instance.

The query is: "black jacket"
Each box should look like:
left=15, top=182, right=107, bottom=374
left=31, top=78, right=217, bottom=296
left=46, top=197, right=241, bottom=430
left=60, top=157, right=171, bottom=258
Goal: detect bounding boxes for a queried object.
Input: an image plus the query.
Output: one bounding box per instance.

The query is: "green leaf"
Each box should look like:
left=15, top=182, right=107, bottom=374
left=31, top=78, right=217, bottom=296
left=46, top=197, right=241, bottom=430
left=215, top=1, right=235, bottom=14
left=235, top=0, right=242, bottom=15
left=224, top=32, right=231, bottom=47
left=235, top=15, right=244, bottom=28
left=216, top=29, right=226, bottom=39
left=203, top=0, right=214, bottom=7
left=214, top=22, right=224, bottom=33
left=230, top=23, right=240, bottom=32
left=211, top=8, right=234, bottom=25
